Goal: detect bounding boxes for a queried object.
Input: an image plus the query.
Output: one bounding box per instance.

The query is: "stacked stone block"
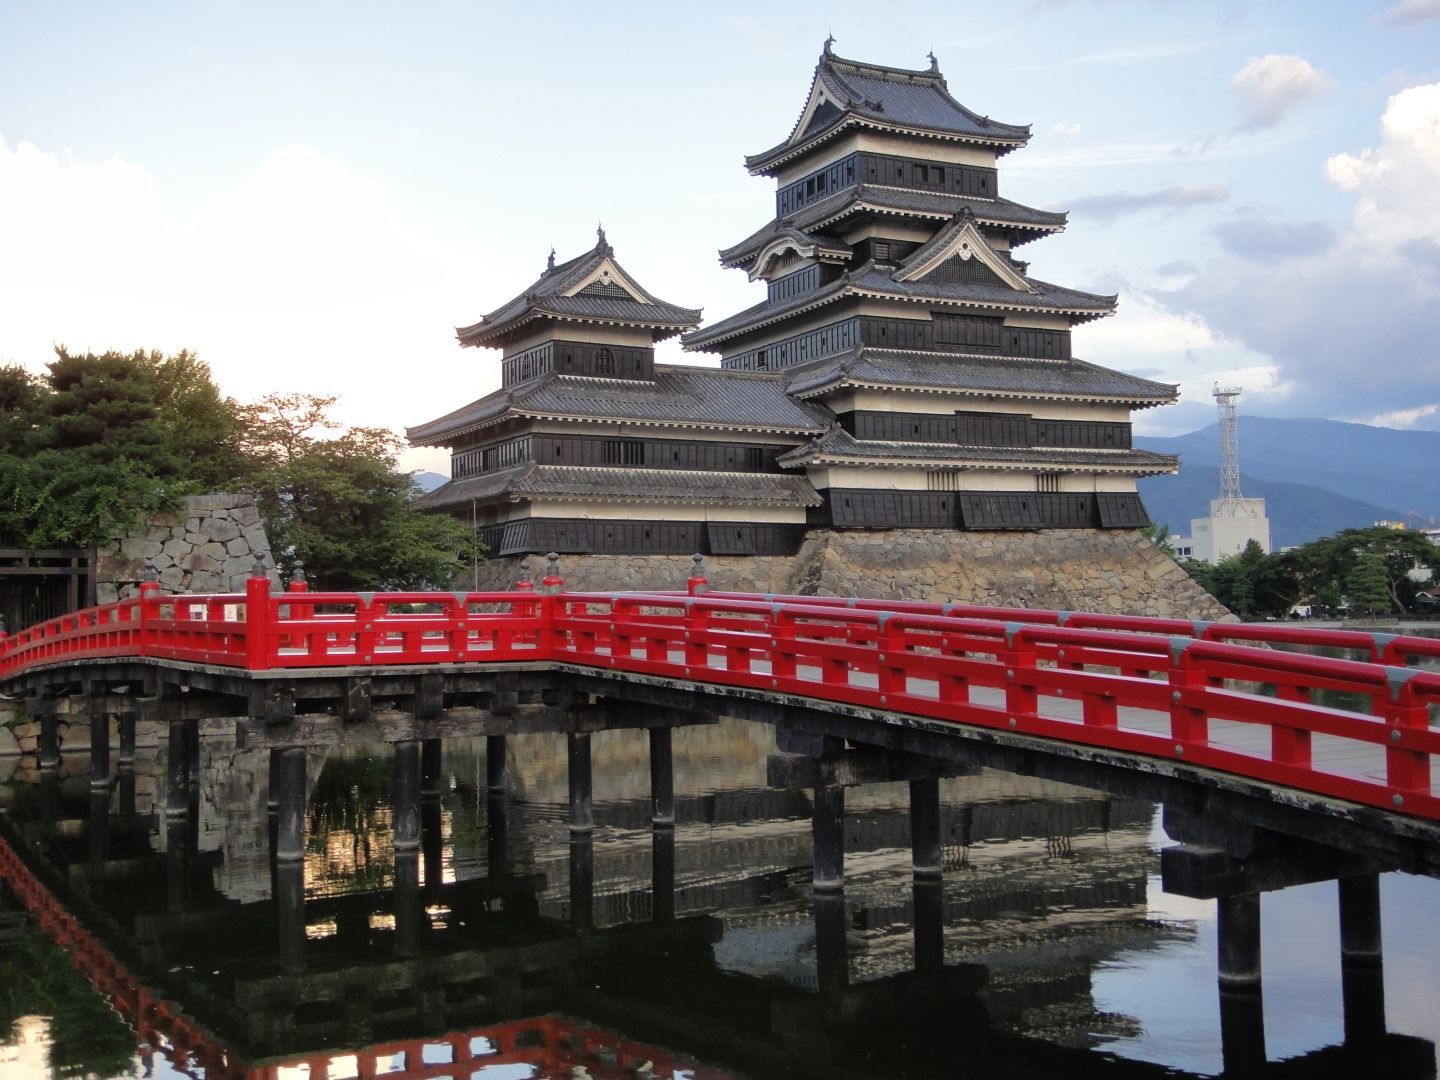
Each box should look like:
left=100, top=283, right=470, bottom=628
left=94, top=493, right=280, bottom=603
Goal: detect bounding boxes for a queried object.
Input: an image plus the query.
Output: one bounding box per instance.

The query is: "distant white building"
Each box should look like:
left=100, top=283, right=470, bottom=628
left=1188, top=497, right=1270, bottom=564
left=1187, top=386, right=1271, bottom=565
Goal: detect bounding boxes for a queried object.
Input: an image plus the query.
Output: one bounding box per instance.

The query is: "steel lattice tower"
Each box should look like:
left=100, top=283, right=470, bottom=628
left=1213, top=383, right=1244, bottom=515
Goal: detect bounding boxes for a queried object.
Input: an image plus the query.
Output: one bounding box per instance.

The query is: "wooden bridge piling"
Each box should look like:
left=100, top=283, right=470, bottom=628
left=568, top=732, right=594, bottom=835
left=485, top=734, right=508, bottom=792
left=1339, top=872, right=1386, bottom=1048
left=394, top=851, right=424, bottom=957
left=814, top=891, right=849, bottom=997
left=273, top=747, right=307, bottom=862
left=570, top=833, right=594, bottom=932
left=392, top=740, right=421, bottom=852
left=275, top=859, right=306, bottom=974
left=166, top=718, right=190, bottom=818
left=118, top=699, right=137, bottom=765
left=86, top=680, right=109, bottom=788
left=37, top=690, right=59, bottom=769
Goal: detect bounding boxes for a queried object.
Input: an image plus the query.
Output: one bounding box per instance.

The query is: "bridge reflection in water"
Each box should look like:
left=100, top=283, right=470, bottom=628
left=1, top=715, right=1437, bottom=1080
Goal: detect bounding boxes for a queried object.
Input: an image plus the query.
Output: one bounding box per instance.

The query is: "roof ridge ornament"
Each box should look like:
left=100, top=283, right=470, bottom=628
left=546, top=247, right=556, bottom=272
left=596, top=223, right=613, bottom=256
left=823, top=34, right=835, bottom=58
left=927, top=49, right=939, bottom=73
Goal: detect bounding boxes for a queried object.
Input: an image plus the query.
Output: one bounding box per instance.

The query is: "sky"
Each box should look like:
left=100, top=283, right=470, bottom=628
left=2, top=0, right=1439, bottom=474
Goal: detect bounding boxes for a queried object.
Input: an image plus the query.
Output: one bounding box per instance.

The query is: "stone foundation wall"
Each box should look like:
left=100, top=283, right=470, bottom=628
left=477, top=528, right=1230, bottom=620
left=94, top=493, right=280, bottom=603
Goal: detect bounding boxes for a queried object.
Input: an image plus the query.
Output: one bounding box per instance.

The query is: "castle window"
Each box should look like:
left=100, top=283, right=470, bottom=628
left=756, top=349, right=768, bottom=370
left=603, top=439, right=645, bottom=465
left=874, top=241, right=891, bottom=260
left=1036, top=473, right=1062, bottom=493
left=933, top=166, right=945, bottom=185
left=594, top=347, right=614, bottom=375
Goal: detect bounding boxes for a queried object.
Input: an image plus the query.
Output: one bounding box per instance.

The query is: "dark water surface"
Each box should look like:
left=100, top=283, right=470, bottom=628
left=1, top=716, right=1438, bottom=1079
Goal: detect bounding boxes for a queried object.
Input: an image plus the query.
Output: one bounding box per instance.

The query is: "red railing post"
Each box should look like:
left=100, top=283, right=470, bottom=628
left=770, top=606, right=796, bottom=684
left=541, top=552, right=564, bottom=594
left=684, top=598, right=709, bottom=673
left=687, top=553, right=709, bottom=596
left=1002, top=623, right=1038, bottom=722
left=1271, top=684, right=1313, bottom=767
left=1167, top=637, right=1209, bottom=749
left=876, top=614, right=907, bottom=701
left=244, top=576, right=273, bottom=671
left=1380, top=670, right=1430, bottom=803
left=138, top=579, right=162, bottom=657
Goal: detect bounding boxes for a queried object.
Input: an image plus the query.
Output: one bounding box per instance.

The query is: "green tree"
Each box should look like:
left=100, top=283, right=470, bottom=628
left=241, top=393, right=480, bottom=589
left=1294, top=527, right=1438, bottom=616
left=1345, top=551, right=1392, bottom=618
left=145, top=348, right=248, bottom=490
left=1142, top=522, right=1175, bottom=558
left=0, top=348, right=251, bottom=550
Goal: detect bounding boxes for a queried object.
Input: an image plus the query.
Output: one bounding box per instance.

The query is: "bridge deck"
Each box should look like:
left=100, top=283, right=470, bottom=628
left=2, top=580, right=1438, bottom=826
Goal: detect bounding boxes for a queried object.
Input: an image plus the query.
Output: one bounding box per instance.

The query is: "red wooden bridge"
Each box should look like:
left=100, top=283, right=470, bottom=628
left=2, top=572, right=1438, bottom=826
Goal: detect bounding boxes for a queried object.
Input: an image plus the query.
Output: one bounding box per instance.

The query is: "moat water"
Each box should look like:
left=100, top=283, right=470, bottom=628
left=1, top=716, right=1438, bottom=1079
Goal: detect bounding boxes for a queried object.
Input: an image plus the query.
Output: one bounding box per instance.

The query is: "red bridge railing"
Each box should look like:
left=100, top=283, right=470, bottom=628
left=2, top=577, right=1438, bottom=822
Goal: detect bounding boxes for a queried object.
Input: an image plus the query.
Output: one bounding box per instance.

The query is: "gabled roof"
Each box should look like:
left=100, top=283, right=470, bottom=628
left=782, top=347, right=1179, bottom=409
left=719, top=187, right=1066, bottom=270
left=894, top=209, right=1033, bottom=291
left=455, top=229, right=702, bottom=348
left=777, top=426, right=1179, bottom=473
left=407, top=365, right=832, bottom=446
left=743, top=226, right=852, bottom=281
left=413, top=463, right=822, bottom=512
left=684, top=259, right=1116, bottom=352
left=747, top=42, right=1031, bottom=176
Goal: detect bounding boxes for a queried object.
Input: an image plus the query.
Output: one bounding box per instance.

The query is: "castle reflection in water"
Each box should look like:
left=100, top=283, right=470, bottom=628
left=1, top=717, right=1438, bottom=1080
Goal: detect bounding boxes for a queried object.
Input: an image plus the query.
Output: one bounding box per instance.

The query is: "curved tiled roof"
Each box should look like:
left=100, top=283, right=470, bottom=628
left=455, top=231, right=701, bottom=348
left=847, top=263, right=1116, bottom=317
left=747, top=46, right=1030, bottom=175
left=407, top=365, right=832, bottom=445
left=719, top=187, right=1065, bottom=270
left=777, top=427, right=1179, bottom=473
left=414, top=463, right=822, bottom=512
left=783, top=348, right=1178, bottom=408
left=684, top=260, right=1115, bottom=351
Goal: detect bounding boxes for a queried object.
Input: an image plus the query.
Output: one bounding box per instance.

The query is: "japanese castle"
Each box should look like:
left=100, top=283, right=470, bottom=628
left=409, top=42, right=1179, bottom=558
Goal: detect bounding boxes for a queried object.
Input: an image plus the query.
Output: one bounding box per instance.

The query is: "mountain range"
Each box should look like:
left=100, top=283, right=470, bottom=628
left=1136, top=417, right=1440, bottom=549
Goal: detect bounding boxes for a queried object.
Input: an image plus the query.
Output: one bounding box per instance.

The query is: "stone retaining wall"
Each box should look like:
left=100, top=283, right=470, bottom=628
left=94, top=492, right=280, bottom=603
left=479, top=528, right=1229, bottom=621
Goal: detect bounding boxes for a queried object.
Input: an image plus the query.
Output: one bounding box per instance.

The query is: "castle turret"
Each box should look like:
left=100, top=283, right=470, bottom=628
left=407, top=231, right=828, bottom=556
left=684, top=44, right=1179, bottom=532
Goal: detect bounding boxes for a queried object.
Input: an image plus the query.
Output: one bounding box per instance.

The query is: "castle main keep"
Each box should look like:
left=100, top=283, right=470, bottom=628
left=408, top=44, right=1220, bottom=617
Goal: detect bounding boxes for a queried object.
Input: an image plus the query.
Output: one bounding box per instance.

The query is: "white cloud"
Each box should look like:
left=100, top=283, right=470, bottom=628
left=1382, top=0, right=1440, bottom=25
left=1083, top=289, right=1216, bottom=359
left=1358, top=403, right=1440, bottom=427
left=1232, top=54, right=1332, bottom=130
left=1325, top=83, right=1440, bottom=247
left=1051, top=120, right=1083, bottom=137
left=1156, top=83, right=1440, bottom=427
left=0, top=135, right=485, bottom=467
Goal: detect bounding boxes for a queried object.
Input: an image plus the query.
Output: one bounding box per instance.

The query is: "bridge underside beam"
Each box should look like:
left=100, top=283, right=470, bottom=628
left=766, top=748, right=975, bottom=789
left=235, top=700, right=717, bottom=749
left=1161, top=831, right=1378, bottom=900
